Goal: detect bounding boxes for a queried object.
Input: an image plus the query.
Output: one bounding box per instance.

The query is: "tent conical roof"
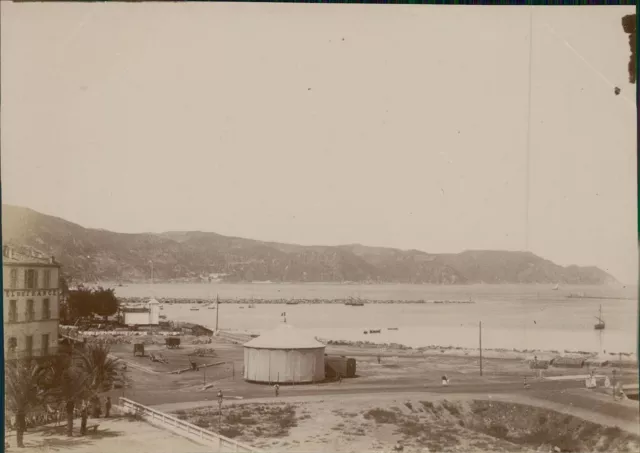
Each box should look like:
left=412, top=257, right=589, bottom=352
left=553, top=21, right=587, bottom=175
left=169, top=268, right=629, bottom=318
left=243, top=324, right=325, bottom=350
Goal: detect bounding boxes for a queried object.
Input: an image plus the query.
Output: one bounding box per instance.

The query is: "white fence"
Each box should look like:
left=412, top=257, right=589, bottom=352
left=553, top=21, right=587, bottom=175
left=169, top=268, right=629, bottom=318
left=119, top=398, right=261, bottom=453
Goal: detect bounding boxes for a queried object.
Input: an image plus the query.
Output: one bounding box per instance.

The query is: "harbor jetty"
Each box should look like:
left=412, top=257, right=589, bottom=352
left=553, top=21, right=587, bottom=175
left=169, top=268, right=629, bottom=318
left=119, top=297, right=476, bottom=305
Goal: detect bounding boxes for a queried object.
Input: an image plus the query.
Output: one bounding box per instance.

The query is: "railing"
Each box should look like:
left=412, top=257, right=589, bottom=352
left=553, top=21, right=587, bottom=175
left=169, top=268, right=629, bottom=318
left=119, top=398, right=261, bottom=453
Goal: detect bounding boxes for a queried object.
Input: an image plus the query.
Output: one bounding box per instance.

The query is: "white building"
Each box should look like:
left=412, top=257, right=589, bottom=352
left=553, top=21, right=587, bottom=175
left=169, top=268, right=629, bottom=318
left=3, top=245, right=61, bottom=359
left=122, top=298, right=160, bottom=326
left=243, top=324, right=326, bottom=384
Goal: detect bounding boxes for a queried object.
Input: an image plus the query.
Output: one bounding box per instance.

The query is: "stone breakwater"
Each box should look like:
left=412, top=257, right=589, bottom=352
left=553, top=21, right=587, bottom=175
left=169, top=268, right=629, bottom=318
left=120, top=297, right=475, bottom=305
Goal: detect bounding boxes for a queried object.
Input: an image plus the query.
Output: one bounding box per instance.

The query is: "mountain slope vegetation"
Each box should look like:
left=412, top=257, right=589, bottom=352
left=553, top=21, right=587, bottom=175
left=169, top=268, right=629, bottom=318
left=2, top=205, right=616, bottom=285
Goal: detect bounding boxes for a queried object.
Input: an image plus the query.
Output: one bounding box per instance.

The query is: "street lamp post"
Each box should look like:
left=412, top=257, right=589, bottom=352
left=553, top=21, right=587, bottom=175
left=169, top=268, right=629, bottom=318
left=217, top=390, right=223, bottom=430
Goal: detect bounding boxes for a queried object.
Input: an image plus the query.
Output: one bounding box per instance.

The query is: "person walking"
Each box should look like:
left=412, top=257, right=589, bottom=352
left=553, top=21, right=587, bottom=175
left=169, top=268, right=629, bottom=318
left=274, top=384, right=280, bottom=397
left=80, top=403, right=88, bottom=436
left=611, top=369, right=618, bottom=400
left=105, top=397, right=112, bottom=418
left=338, top=374, right=342, bottom=384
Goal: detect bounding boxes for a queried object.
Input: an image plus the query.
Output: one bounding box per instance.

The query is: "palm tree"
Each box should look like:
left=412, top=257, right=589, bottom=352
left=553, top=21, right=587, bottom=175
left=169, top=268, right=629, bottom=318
left=39, top=354, right=91, bottom=437
left=78, top=343, right=119, bottom=394
left=5, top=359, right=47, bottom=447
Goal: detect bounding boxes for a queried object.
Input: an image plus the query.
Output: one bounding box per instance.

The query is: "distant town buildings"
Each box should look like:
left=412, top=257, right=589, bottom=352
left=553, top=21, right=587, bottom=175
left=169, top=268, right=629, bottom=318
left=3, top=245, right=61, bottom=359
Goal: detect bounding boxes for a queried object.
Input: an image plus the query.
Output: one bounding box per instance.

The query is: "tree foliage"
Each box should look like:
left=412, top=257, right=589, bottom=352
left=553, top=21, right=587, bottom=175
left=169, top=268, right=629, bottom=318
left=66, top=285, right=120, bottom=323
left=5, top=344, right=120, bottom=439
left=67, top=285, right=94, bottom=321
left=92, top=287, right=119, bottom=319
left=622, top=14, right=636, bottom=84
left=5, top=359, right=50, bottom=446
left=78, top=343, right=119, bottom=392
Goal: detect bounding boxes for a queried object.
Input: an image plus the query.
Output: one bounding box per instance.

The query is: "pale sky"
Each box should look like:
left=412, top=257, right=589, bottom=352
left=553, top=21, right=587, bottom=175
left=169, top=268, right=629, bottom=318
left=1, top=4, right=637, bottom=283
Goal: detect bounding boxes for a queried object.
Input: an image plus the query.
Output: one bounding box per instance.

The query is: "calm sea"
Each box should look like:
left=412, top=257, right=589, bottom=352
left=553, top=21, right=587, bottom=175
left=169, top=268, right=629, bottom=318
left=109, top=283, right=638, bottom=354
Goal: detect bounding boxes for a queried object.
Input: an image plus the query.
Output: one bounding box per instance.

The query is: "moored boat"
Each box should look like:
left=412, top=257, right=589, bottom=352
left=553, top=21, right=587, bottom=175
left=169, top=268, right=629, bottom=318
left=594, top=305, right=605, bottom=330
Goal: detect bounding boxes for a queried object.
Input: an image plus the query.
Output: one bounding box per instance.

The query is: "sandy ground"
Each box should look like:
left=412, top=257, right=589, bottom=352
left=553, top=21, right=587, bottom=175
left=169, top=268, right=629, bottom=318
left=76, top=335, right=638, bottom=453
left=168, top=393, right=640, bottom=453
left=6, top=416, right=212, bottom=453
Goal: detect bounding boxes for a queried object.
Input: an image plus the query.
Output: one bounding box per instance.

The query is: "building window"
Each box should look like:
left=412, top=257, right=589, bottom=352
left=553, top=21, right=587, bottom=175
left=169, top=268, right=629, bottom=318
left=41, top=334, right=49, bottom=356
left=8, top=337, right=17, bottom=353
left=25, top=335, right=33, bottom=357
left=26, top=300, right=35, bottom=322
left=24, top=269, right=37, bottom=289
left=42, top=269, right=51, bottom=289
left=9, top=269, right=18, bottom=288
left=9, top=300, right=17, bottom=323
left=42, top=299, right=51, bottom=320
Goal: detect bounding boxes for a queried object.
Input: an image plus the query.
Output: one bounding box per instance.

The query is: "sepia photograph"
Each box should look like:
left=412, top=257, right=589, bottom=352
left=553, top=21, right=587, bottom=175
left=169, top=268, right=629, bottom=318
left=1, top=2, right=638, bottom=452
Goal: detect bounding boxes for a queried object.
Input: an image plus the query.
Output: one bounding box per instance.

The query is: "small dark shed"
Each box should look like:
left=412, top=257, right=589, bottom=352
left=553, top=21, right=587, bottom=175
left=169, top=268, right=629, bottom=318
left=165, top=337, right=181, bottom=349
left=180, top=323, right=214, bottom=337
left=325, top=355, right=356, bottom=378
left=551, top=356, right=585, bottom=369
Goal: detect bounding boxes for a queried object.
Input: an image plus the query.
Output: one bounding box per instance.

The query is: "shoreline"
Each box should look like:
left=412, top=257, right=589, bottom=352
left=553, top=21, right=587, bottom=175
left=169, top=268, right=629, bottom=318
left=319, top=339, right=637, bottom=363
left=217, top=329, right=638, bottom=363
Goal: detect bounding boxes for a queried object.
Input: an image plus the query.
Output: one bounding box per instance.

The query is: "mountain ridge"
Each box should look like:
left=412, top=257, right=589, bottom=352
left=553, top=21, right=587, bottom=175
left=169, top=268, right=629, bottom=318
left=1, top=204, right=617, bottom=285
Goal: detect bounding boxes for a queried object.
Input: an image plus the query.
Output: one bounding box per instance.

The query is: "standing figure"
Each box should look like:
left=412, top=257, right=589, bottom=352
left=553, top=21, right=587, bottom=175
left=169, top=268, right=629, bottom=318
left=15, top=411, right=25, bottom=448
left=274, top=384, right=280, bottom=397
left=105, top=397, right=112, bottom=418
left=338, top=374, right=342, bottom=384
left=377, top=355, right=381, bottom=364
left=80, top=403, right=88, bottom=436
left=442, top=375, right=449, bottom=386
left=92, top=396, right=102, bottom=418
left=523, top=376, right=530, bottom=389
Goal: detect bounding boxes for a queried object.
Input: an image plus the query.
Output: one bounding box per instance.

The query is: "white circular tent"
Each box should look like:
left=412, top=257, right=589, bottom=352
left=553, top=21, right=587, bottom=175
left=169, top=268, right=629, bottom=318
left=243, top=324, right=325, bottom=384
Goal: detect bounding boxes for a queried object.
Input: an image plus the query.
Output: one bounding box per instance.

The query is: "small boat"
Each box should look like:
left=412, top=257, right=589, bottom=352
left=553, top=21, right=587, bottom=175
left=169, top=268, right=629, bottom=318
left=387, top=327, right=399, bottom=331
left=239, top=306, right=245, bottom=309
left=369, top=329, right=381, bottom=334
left=190, top=306, right=199, bottom=311
left=286, top=300, right=299, bottom=305
left=345, top=297, right=365, bottom=306
left=207, top=305, right=217, bottom=309
left=248, top=304, right=255, bottom=309
left=552, top=284, right=559, bottom=291
left=594, top=305, right=605, bottom=330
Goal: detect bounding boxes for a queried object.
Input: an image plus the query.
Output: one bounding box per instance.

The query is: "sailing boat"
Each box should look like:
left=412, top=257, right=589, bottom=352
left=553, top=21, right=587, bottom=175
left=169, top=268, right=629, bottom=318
left=552, top=283, right=559, bottom=291
left=594, top=305, right=605, bottom=330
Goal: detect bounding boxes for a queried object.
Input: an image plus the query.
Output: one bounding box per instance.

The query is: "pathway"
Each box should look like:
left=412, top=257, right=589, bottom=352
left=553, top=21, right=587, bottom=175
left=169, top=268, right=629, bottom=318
left=6, top=416, right=212, bottom=453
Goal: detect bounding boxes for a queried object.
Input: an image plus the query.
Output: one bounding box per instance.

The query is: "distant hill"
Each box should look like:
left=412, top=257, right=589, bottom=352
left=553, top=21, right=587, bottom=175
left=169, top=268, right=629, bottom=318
left=1, top=204, right=617, bottom=285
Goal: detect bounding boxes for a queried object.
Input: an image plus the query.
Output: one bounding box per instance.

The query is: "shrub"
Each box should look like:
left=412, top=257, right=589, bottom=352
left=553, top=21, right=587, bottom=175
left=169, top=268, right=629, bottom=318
left=363, top=408, right=398, bottom=424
